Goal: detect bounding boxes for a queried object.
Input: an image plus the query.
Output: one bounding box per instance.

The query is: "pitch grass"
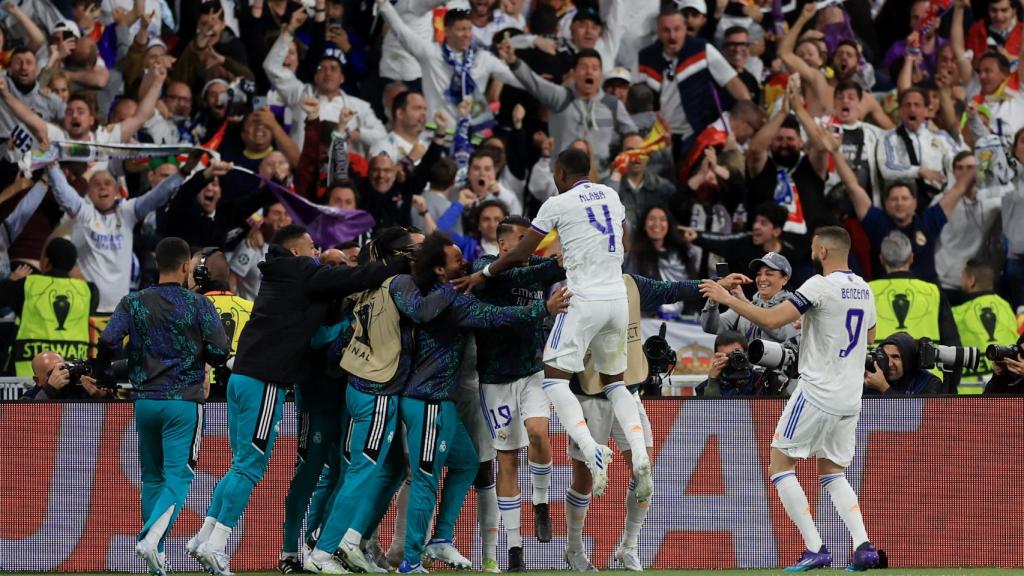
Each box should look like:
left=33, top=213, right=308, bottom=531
left=0, top=565, right=1015, bottom=569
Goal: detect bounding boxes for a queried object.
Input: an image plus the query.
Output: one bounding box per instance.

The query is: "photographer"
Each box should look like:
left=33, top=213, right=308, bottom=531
left=698, top=332, right=765, bottom=397
left=24, top=351, right=110, bottom=400
left=98, top=237, right=230, bottom=576
left=701, top=254, right=799, bottom=347
left=984, top=335, right=1024, bottom=395
left=864, top=333, right=943, bottom=396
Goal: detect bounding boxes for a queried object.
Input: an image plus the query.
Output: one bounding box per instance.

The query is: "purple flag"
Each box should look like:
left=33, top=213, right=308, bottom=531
left=263, top=177, right=375, bottom=247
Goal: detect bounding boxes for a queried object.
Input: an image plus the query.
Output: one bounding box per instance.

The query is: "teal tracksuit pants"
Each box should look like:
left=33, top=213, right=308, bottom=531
left=314, top=386, right=404, bottom=554
left=205, top=374, right=287, bottom=528
left=400, top=397, right=478, bottom=565
left=281, top=388, right=349, bottom=554
left=135, top=399, right=204, bottom=546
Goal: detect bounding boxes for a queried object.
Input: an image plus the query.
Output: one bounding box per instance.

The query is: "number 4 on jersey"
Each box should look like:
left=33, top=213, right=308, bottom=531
left=586, top=204, right=616, bottom=252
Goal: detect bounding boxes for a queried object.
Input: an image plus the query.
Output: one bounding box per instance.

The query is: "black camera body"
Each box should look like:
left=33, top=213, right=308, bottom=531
left=726, top=349, right=752, bottom=371
left=865, top=348, right=889, bottom=374
left=986, top=344, right=1021, bottom=362
left=63, top=360, right=93, bottom=382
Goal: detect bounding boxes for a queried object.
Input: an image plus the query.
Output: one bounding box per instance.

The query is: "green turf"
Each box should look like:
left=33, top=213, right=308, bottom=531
left=4, top=565, right=1019, bottom=569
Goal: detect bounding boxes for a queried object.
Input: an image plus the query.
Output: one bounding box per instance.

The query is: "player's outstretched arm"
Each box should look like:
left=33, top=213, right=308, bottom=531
left=699, top=279, right=800, bottom=330
left=452, top=227, right=546, bottom=292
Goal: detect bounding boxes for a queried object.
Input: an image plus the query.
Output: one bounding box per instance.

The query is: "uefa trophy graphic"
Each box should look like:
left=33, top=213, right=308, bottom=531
left=52, top=293, right=71, bottom=331
left=220, top=312, right=236, bottom=342
left=892, top=293, right=910, bottom=330
left=980, top=307, right=998, bottom=342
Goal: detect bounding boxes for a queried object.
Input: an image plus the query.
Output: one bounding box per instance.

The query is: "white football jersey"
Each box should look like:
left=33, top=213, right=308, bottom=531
left=788, top=271, right=876, bottom=416
left=531, top=180, right=626, bottom=301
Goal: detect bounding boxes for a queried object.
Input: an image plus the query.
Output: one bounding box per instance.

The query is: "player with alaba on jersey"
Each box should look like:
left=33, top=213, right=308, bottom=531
left=456, top=148, right=653, bottom=515
left=700, top=226, right=881, bottom=572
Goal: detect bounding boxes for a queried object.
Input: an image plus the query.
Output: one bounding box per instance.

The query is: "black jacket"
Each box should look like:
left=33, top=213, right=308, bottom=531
left=232, top=244, right=409, bottom=384
left=157, top=172, right=275, bottom=249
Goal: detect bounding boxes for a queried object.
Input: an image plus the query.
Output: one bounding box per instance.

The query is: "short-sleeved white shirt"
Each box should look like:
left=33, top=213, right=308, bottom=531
left=531, top=180, right=626, bottom=301
left=788, top=271, right=877, bottom=416
left=230, top=241, right=267, bottom=301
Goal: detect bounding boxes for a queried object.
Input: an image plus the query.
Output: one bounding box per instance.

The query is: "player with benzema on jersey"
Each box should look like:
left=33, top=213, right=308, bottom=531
left=456, top=148, right=653, bottom=501
left=700, top=226, right=881, bottom=572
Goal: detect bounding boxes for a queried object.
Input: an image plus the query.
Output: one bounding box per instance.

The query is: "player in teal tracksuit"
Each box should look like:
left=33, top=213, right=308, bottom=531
left=99, top=238, right=230, bottom=576
left=306, top=273, right=460, bottom=574
left=279, top=316, right=353, bottom=573
left=395, top=232, right=567, bottom=573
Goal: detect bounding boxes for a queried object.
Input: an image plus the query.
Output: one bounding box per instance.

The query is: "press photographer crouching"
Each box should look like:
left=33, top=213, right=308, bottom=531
left=24, top=351, right=112, bottom=400
left=983, top=335, right=1024, bottom=395
left=863, top=333, right=980, bottom=395
left=697, top=331, right=790, bottom=397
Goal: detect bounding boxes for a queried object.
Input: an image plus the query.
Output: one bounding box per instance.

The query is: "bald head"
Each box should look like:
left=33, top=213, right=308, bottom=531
left=204, top=250, right=230, bottom=284
left=32, top=351, right=64, bottom=384
left=321, top=248, right=346, bottom=266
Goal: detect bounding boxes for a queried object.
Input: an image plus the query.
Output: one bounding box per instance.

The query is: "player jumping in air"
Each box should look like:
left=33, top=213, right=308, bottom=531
left=457, top=147, right=653, bottom=513
left=700, top=226, right=880, bottom=572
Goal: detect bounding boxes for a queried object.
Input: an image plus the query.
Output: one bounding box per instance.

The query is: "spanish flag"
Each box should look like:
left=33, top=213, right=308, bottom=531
left=535, top=230, right=559, bottom=257
left=763, top=72, right=790, bottom=115
left=610, top=116, right=671, bottom=174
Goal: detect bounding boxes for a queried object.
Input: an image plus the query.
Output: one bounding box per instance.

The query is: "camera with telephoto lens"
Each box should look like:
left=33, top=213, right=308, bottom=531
left=748, top=339, right=799, bottom=379
left=917, top=338, right=980, bottom=372
left=986, top=344, right=1021, bottom=362
left=865, top=348, right=889, bottom=374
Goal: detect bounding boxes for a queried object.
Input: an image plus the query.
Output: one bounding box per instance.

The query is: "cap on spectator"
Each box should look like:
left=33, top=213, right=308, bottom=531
left=320, top=47, right=345, bottom=66
left=201, top=78, right=230, bottom=99
left=446, top=0, right=471, bottom=13
left=146, top=38, right=168, bottom=53
left=603, top=67, right=631, bottom=86
left=53, top=20, right=81, bottom=39
left=199, top=0, right=223, bottom=14
left=572, top=7, right=603, bottom=27
left=748, top=252, right=792, bottom=277
left=368, top=143, right=397, bottom=162
left=673, top=0, right=707, bottom=15
left=148, top=156, right=181, bottom=170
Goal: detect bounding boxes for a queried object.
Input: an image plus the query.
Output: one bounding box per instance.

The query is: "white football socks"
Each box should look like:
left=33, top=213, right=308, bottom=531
left=565, top=489, right=591, bottom=553
left=603, top=383, right=647, bottom=457
left=621, top=479, right=650, bottom=550
left=497, top=495, right=522, bottom=549
left=477, top=484, right=499, bottom=561
left=771, top=472, right=823, bottom=552
left=529, top=460, right=551, bottom=505
left=821, top=473, right=869, bottom=549
left=542, top=379, right=597, bottom=455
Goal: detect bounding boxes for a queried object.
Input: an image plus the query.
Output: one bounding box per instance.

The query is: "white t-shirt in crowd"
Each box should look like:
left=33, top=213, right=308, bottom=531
left=230, top=241, right=268, bottom=301
left=531, top=180, right=626, bottom=301
left=787, top=271, right=877, bottom=417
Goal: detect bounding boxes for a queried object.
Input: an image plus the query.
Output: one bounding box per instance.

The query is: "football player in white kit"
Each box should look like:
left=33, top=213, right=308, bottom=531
left=456, top=149, right=653, bottom=510
left=700, top=226, right=881, bottom=572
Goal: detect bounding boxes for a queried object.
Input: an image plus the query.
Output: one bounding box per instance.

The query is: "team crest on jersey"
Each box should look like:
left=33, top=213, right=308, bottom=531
left=387, top=430, right=394, bottom=443
left=439, top=441, right=447, bottom=453
left=313, top=431, right=322, bottom=444
left=497, top=428, right=508, bottom=440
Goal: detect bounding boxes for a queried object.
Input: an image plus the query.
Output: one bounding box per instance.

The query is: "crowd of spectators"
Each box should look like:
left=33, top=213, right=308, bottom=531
left=0, top=0, right=1023, bottom=390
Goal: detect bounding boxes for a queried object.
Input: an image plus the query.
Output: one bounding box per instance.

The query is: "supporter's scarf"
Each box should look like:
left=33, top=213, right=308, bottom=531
left=775, top=163, right=807, bottom=235
left=27, top=138, right=375, bottom=248
left=916, top=0, right=955, bottom=35
left=441, top=42, right=477, bottom=105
